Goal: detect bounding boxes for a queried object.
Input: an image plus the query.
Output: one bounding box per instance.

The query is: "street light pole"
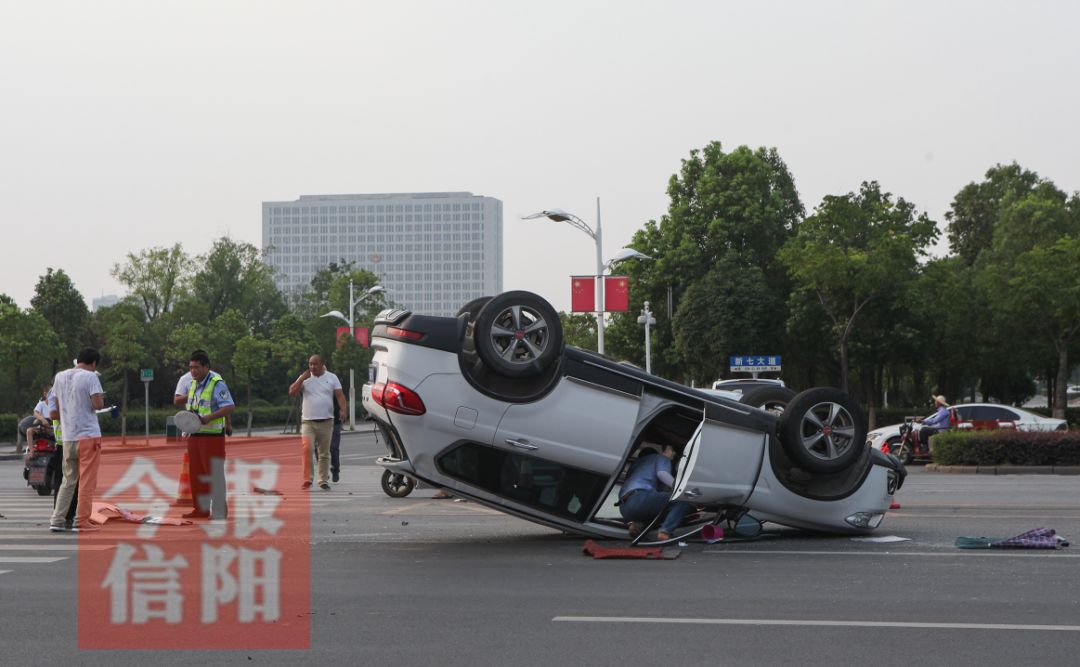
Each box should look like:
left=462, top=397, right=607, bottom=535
left=321, top=282, right=384, bottom=431
left=594, top=197, right=605, bottom=355
left=348, top=280, right=356, bottom=431
left=637, top=300, right=656, bottom=374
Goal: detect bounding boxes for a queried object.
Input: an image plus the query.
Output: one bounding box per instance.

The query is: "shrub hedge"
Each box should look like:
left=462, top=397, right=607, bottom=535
left=931, top=430, right=1080, bottom=466
left=1, top=413, right=19, bottom=441
left=96, top=406, right=295, bottom=435
left=0, top=407, right=297, bottom=441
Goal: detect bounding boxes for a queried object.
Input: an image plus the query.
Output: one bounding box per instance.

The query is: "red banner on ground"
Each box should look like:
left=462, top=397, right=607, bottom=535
left=570, top=276, right=596, bottom=312
left=605, top=276, right=629, bottom=312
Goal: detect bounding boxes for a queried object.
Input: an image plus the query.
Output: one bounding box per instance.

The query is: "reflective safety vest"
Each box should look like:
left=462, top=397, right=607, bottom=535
left=53, top=420, right=62, bottom=443
left=187, top=371, right=225, bottom=434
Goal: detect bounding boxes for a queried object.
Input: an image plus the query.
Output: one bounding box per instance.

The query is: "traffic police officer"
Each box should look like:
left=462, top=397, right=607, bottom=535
left=184, top=350, right=235, bottom=519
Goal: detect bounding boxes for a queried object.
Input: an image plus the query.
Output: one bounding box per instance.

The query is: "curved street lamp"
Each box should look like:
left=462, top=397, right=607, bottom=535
left=321, top=283, right=384, bottom=430
left=524, top=201, right=606, bottom=352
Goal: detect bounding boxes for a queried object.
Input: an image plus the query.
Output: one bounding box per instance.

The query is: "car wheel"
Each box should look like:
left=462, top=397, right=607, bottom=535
left=457, top=296, right=493, bottom=323
left=380, top=469, right=416, bottom=498
left=779, top=388, right=867, bottom=474
left=886, top=436, right=912, bottom=465
left=472, top=291, right=563, bottom=378
left=740, top=385, right=797, bottom=415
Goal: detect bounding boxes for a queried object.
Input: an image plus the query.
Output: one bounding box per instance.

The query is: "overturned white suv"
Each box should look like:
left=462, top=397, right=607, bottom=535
left=363, top=291, right=904, bottom=543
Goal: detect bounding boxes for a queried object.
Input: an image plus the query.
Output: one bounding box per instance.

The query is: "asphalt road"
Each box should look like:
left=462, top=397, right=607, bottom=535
left=1, top=430, right=1079, bottom=666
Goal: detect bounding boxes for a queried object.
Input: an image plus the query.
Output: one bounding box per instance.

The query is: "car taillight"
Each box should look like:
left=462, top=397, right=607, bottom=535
left=386, top=326, right=424, bottom=341
left=371, top=382, right=426, bottom=415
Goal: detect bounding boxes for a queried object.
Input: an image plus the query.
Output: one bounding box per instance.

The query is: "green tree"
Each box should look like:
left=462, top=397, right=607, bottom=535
left=0, top=304, right=64, bottom=413
left=946, top=163, right=1041, bottom=266
left=102, top=313, right=148, bottom=442
left=779, top=181, right=938, bottom=392
left=233, top=335, right=272, bottom=436
left=270, top=314, right=320, bottom=375
left=559, top=312, right=597, bottom=351
left=30, top=268, right=89, bottom=365
left=997, top=236, right=1080, bottom=418
left=192, top=237, right=286, bottom=333
left=165, top=322, right=211, bottom=375
left=206, top=308, right=250, bottom=380
left=605, top=141, right=803, bottom=379
left=111, top=244, right=191, bottom=321
left=672, top=252, right=783, bottom=385
left=332, top=334, right=371, bottom=425
left=311, top=268, right=384, bottom=355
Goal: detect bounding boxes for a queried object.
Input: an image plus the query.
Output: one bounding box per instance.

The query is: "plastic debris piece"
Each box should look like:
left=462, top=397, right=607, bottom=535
left=850, top=535, right=911, bottom=543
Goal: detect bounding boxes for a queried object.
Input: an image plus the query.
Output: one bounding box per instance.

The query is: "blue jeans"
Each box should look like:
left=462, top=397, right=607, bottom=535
left=619, top=489, right=692, bottom=534
left=330, top=420, right=342, bottom=475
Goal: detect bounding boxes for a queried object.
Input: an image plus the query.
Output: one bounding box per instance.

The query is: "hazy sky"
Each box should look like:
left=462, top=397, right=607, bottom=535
left=2, top=1, right=1077, bottom=313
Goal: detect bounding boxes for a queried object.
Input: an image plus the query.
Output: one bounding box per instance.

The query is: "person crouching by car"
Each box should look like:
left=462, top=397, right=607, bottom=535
left=915, top=395, right=951, bottom=455
left=618, top=443, right=692, bottom=542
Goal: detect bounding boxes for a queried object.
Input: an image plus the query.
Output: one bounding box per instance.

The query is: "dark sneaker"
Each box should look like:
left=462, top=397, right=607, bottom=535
left=49, top=524, right=68, bottom=533
left=320, top=483, right=331, bottom=491
left=332, top=471, right=340, bottom=483
left=302, top=481, right=313, bottom=490
left=182, top=510, right=210, bottom=519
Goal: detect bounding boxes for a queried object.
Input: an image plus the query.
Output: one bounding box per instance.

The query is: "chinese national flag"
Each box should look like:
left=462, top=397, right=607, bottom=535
left=336, top=327, right=370, bottom=348
left=604, top=276, right=629, bottom=312
left=570, top=276, right=596, bottom=312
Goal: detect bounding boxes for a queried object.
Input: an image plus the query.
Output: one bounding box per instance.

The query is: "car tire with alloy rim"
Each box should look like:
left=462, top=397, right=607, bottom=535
left=779, top=388, right=867, bottom=474
left=472, top=291, right=563, bottom=378
left=740, top=385, right=797, bottom=415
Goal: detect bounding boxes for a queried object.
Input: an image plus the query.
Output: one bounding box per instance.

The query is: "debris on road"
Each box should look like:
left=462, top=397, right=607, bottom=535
left=955, top=527, right=1070, bottom=549
left=582, top=539, right=680, bottom=560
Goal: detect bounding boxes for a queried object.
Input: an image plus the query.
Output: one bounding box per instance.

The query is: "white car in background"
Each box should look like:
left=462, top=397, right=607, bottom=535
left=867, top=403, right=1068, bottom=458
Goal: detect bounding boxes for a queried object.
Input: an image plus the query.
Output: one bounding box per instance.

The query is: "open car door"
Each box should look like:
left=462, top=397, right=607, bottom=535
left=670, top=419, right=767, bottom=507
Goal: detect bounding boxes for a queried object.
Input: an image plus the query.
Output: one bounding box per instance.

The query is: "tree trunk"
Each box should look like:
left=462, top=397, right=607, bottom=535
left=246, top=383, right=254, bottom=438
left=1054, top=345, right=1068, bottom=420
left=838, top=335, right=850, bottom=394
left=121, top=372, right=129, bottom=443
left=13, top=364, right=23, bottom=454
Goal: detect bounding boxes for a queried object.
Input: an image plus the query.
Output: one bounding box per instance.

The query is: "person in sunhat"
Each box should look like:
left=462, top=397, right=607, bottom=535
left=915, top=395, right=950, bottom=455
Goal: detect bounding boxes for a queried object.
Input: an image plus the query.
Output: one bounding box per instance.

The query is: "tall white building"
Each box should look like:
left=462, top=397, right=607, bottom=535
left=262, top=192, right=503, bottom=316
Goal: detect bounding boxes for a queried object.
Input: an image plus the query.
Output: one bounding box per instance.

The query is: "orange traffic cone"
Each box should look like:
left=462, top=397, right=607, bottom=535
left=172, top=451, right=193, bottom=507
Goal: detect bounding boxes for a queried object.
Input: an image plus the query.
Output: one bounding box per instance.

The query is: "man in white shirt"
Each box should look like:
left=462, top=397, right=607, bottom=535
left=49, top=348, right=106, bottom=533
left=288, top=355, right=346, bottom=491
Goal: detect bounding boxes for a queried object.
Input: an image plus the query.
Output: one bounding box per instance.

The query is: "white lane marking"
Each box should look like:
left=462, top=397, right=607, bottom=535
left=0, top=544, right=113, bottom=551
left=551, top=616, right=1080, bottom=632
left=703, top=549, right=1080, bottom=558
left=0, top=557, right=66, bottom=563
left=0, top=534, right=77, bottom=539
left=0, top=570, right=11, bottom=575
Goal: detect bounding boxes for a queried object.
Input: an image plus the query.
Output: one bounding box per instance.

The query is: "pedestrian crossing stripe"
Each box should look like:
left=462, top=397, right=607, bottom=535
left=0, top=557, right=66, bottom=563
